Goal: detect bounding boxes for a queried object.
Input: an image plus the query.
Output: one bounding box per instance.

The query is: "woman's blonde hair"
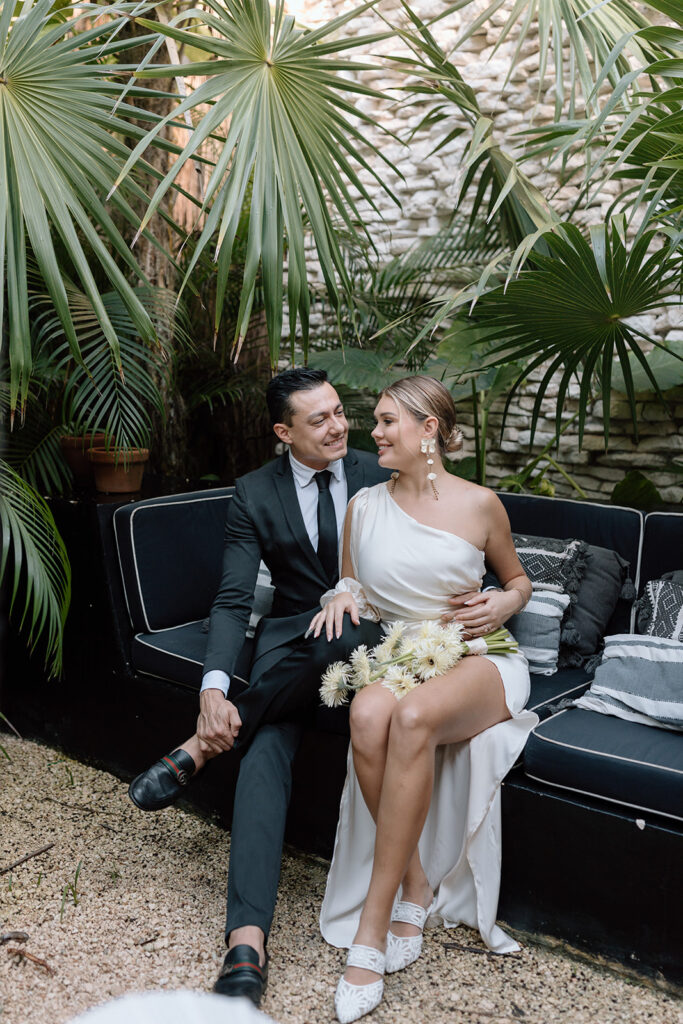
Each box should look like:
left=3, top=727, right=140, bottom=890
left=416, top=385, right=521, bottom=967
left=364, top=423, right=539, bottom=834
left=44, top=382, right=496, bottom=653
left=379, top=376, right=463, bottom=457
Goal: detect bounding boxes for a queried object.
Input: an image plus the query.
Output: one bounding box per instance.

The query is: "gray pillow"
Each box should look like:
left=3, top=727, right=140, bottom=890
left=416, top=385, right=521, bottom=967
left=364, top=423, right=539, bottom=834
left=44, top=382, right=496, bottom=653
left=202, top=562, right=274, bottom=638
left=558, top=545, right=634, bottom=668
left=635, top=573, right=683, bottom=641
left=575, top=634, right=683, bottom=731
left=507, top=591, right=571, bottom=675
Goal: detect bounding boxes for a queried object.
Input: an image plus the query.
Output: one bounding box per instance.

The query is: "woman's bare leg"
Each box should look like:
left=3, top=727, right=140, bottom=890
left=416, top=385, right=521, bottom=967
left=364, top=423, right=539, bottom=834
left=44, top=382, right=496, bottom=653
left=345, top=657, right=510, bottom=984
left=350, top=685, right=433, bottom=938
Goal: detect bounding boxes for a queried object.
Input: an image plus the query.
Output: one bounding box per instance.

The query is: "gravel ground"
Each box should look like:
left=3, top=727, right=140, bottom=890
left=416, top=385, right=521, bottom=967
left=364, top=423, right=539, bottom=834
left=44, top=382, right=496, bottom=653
left=0, top=734, right=681, bottom=1024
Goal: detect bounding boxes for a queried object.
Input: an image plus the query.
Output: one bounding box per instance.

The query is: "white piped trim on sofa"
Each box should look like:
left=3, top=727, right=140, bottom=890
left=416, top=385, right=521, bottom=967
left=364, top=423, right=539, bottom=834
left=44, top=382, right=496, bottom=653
left=114, top=492, right=232, bottom=632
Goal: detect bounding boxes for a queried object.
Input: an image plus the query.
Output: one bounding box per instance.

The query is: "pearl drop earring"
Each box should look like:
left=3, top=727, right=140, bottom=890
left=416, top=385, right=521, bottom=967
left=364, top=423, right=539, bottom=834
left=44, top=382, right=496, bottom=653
left=420, top=437, right=438, bottom=500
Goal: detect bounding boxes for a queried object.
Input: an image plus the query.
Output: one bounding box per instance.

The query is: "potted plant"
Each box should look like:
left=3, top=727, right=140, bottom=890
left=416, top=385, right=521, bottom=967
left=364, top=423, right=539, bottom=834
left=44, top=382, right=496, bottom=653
left=32, top=284, right=186, bottom=493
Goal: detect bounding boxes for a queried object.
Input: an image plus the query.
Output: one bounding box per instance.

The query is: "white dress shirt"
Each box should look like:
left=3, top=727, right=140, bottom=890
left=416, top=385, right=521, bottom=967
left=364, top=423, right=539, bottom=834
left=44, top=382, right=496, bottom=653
left=201, top=451, right=348, bottom=698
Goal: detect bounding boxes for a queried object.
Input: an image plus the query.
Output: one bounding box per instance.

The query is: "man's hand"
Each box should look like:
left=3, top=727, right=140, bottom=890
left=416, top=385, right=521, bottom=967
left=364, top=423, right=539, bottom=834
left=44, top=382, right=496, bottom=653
left=197, top=688, right=242, bottom=755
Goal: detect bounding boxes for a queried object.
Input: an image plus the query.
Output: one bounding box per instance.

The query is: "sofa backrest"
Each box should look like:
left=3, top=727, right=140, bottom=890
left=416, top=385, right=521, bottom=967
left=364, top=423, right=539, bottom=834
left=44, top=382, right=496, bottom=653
left=640, top=511, right=683, bottom=589
left=496, top=493, right=644, bottom=632
left=113, top=488, right=234, bottom=633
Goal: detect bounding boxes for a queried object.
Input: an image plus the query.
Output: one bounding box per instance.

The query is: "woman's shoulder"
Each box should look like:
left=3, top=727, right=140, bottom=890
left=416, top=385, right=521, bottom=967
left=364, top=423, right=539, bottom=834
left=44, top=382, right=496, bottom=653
left=445, top=478, right=507, bottom=517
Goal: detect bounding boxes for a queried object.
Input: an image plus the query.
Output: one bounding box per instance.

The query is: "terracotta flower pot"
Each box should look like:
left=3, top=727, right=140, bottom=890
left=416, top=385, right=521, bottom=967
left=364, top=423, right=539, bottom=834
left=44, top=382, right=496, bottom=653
left=88, top=447, right=150, bottom=494
left=60, top=433, right=107, bottom=487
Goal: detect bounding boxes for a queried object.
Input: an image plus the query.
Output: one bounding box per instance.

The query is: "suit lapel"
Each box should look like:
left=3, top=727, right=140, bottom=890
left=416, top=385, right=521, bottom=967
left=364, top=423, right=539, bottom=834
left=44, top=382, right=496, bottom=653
left=274, top=449, right=366, bottom=583
left=273, top=453, right=321, bottom=576
left=343, top=449, right=364, bottom=499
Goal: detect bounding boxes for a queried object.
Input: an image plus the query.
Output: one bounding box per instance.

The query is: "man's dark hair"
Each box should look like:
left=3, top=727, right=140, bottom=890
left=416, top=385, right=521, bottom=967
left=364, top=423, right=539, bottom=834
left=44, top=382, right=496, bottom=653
left=266, top=368, right=329, bottom=425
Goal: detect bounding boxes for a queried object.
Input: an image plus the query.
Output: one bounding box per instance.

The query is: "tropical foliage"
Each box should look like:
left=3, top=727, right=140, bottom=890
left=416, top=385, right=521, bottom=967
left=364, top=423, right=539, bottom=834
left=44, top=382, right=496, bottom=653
left=121, top=0, right=401, bottom=365
left=1, top=0, right=681, bottom=674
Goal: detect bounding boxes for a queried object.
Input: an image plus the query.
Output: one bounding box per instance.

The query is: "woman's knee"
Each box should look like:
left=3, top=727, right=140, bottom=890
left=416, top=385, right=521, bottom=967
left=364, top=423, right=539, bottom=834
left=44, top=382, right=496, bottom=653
left=389, top=696, right=434, bottom=751
left=350, top=685, right=393, bottom=749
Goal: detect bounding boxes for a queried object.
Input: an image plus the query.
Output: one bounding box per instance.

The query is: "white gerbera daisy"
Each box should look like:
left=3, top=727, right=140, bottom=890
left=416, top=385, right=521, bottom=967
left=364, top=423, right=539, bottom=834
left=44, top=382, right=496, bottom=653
left=372, top=620, right=406, bottom=663
left=412, top=639, right=462, bottom=681
left=349, top=645, right=373, bottom=691
left=319, top=661, right=352, bottom=707
left=442, top=619, right=466, bottom=646
left=417, top=620, right=445, bottom=642
left=382, top=665, right=419, bottom=700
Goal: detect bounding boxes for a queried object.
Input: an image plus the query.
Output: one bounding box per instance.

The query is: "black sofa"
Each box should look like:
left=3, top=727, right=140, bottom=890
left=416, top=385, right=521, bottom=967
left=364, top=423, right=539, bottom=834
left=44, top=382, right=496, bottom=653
left=2, top=488, right=681, bottom=984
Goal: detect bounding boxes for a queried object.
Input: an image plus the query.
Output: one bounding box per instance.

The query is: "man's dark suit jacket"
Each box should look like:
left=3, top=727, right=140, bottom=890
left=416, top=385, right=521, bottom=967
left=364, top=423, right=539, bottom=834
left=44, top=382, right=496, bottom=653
left=203, top=448, right=390, bottom=684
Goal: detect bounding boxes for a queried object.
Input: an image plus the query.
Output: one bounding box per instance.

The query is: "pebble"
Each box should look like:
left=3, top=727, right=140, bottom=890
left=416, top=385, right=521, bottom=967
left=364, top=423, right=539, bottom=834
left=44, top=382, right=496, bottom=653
left=0, top=735, right=680, bottom=1024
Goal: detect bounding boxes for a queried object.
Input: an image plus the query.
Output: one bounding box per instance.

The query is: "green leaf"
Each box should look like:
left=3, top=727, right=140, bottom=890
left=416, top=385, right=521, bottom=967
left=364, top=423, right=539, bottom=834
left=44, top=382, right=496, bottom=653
left=449, top=455, right=477, bottom=480
left=611, top=470, right=664, bottom=511
left=34, top=284, right=188, bottom=451
left=611, top=341, right=683, bottom=393
left=0, top=459, right=70, bottom=677
left=312, top=348, right=401, bottom=392
left=119, top=0, right=401, bottom=369
left=0, top=0, right=179, bottom=415
left=456, top=219, right=682, bottom=446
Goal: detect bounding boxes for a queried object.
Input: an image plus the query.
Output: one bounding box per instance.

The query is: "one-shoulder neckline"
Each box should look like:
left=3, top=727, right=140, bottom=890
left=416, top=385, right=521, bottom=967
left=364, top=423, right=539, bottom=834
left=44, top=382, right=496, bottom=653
left=384, top=485, right=485, bottom=556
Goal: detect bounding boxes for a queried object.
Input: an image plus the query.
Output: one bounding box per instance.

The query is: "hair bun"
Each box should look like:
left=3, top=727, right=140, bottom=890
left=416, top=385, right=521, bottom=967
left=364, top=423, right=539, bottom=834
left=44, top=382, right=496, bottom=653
left=443, top=426, right=463, bottom=458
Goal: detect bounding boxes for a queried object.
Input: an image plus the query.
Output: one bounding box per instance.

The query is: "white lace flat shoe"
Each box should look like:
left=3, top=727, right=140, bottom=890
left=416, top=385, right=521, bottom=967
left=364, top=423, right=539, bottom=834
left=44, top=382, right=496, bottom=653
left=385, top=899, right=434, bottom=973
left=334, top=944, right=386, bottom=1024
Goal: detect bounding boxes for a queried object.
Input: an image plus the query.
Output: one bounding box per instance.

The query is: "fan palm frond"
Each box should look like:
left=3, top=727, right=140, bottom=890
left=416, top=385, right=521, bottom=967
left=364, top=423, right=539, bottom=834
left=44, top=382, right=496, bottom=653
left=384, top=7, right=557, bottom=247
left=0, top=0, right=188, bottom=415
left=439, top=0, right=661, bottom=118
left=114, top=0, right=401, bottom=367
left=0, top=459, right=70, bottom=677
left=2, top=385, right=72, bottom=494
left=468, top=220, right=683, bottom=446
left=525, top=75, right=683, bottom=232
left=31, top=285, right=189, bottom=451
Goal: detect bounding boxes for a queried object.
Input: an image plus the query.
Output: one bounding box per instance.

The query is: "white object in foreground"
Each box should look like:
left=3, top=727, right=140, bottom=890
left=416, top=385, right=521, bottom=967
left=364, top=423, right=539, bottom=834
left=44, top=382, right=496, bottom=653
left=67, top=990, right=277, bottom=1024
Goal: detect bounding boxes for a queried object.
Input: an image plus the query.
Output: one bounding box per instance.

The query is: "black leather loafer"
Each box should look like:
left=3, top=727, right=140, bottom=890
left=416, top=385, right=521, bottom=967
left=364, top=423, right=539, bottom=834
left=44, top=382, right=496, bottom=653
left=213, top=944, right=268, bottom=1007
left=128, top=749, right=196, bottom=811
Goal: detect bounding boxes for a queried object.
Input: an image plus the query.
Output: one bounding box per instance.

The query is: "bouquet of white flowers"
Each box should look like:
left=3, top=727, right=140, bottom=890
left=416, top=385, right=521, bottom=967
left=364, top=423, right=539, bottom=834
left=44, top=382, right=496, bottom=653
left=319, top=619, right=519, bottom=707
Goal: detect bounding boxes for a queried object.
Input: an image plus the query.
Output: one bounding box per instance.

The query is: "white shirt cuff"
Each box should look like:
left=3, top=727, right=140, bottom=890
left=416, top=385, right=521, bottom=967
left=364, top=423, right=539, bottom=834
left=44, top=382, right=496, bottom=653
left=200, top=670, right=230, bottom=697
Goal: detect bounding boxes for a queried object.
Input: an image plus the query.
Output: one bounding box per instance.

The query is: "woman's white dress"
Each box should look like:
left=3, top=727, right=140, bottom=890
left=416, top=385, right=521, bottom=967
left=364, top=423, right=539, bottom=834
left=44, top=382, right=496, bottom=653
left=319, top=483, right=538, bottom=954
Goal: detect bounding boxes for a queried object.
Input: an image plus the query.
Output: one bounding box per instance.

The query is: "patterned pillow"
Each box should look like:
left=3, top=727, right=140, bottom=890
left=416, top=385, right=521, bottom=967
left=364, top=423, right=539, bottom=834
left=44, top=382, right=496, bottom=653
left=507, top=592, right=571, bottom=676
left=575, top=634, right=683, bottom=730
left=636, top=575, right=683, bottom=642
left=512, top=534, right=587, bottom=598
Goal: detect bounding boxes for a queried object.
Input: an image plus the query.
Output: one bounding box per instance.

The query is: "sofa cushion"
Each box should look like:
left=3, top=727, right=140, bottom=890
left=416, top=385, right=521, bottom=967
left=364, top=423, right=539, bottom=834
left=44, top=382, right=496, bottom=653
left=527, top=667, right=592, bottom=720
left=133, top=621, right=253, bottom=691
left=507, top=592, right=570, bottom=675
left=523, top=707, right=683, bottom=821
left=640, top=512, right=683, bottom=588
left=559, top=543, right=634, bottom=668
left=113, top=488, right=234, bottom=633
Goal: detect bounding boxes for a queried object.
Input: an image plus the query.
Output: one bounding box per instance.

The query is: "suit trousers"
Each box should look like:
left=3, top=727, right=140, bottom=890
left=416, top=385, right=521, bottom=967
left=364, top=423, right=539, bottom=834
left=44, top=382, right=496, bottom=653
left=224, top=617, right=384, bottom=941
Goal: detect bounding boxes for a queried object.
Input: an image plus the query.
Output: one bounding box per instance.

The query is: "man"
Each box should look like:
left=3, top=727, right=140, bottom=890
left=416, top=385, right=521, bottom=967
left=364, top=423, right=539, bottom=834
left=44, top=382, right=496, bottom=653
left=129, top=368, right=389, bottom=1007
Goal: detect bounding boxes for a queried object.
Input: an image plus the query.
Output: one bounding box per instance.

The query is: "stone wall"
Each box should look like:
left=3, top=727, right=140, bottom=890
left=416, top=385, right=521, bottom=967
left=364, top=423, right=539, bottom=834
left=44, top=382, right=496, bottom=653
left=295, top=0, right=683, bottom=504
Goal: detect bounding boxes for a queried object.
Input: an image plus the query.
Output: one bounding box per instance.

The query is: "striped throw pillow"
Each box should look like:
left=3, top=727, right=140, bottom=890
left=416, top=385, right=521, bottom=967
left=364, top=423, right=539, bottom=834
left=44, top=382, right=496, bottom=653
left=575, top=634, right=683, bottom=731
left=247, top=562, right=275, bottom=637
left=507, top=591, right=571, bottom=675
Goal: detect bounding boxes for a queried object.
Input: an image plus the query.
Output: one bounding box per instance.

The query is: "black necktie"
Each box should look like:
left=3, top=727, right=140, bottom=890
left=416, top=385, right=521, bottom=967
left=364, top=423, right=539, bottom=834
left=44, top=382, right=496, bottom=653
left=315, top=470, right=338, bottom=585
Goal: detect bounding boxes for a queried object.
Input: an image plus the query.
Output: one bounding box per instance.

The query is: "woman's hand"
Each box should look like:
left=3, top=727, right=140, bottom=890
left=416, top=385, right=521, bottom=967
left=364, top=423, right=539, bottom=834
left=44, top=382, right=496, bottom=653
left=308, top=592, right=360, bottom=641
left=442, top=589, right=522, bottom=638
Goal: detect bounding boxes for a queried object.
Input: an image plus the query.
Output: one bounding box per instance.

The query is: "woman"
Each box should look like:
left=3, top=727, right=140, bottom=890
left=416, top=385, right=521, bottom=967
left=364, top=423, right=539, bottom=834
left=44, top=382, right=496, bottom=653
left=308, top=377, right=538, bottom=1024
